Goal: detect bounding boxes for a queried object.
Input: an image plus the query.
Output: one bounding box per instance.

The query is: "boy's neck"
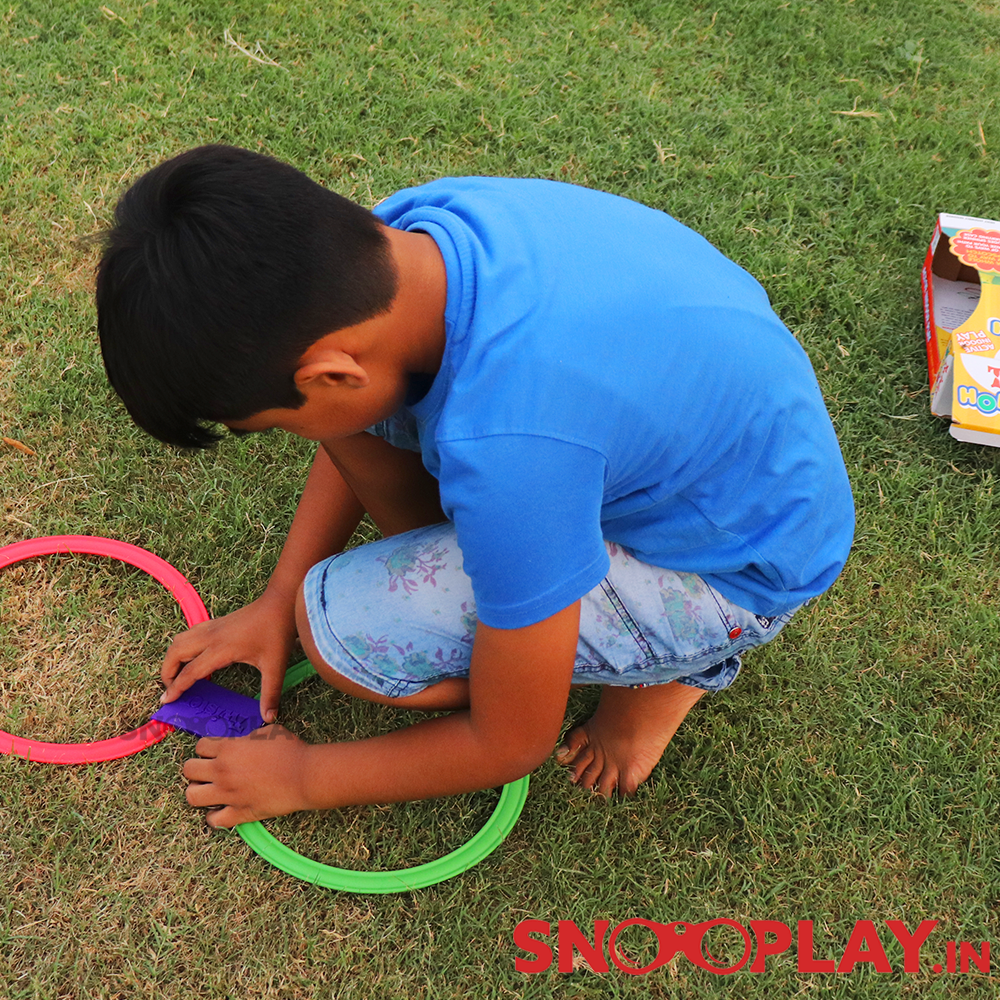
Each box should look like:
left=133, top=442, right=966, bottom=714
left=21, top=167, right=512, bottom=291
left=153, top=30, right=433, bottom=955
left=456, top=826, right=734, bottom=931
left=378, top=225, right=448, bottom=378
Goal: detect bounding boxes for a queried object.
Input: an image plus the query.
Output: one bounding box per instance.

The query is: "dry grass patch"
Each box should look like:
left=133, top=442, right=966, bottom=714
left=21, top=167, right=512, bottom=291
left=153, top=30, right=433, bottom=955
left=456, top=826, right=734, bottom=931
left=0, top=553, right=187, bottom=743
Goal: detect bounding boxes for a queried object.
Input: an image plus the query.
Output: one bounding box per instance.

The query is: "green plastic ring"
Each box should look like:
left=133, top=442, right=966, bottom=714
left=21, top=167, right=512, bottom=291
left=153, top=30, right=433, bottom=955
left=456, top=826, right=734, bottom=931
left=235, top=661, right=530, bottom=892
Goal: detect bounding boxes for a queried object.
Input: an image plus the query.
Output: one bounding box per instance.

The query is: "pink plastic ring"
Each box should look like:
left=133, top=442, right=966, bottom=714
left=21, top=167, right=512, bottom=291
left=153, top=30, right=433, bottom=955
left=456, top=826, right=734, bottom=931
left=0, top=535, right=209, bottom=763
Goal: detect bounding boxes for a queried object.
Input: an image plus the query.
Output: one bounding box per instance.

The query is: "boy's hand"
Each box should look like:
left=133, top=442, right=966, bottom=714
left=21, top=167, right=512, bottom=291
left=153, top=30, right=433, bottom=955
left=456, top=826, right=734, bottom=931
left=160, top=589, right=298, bottom=723
left=183, top=725, right=313, bottom=827
left=178, top=602, right=583, bottom=823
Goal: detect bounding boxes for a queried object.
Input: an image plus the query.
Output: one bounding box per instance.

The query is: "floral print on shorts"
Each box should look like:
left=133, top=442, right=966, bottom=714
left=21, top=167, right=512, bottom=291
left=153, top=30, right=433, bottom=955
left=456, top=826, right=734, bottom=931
left=303, top=522, right=796, bottom=699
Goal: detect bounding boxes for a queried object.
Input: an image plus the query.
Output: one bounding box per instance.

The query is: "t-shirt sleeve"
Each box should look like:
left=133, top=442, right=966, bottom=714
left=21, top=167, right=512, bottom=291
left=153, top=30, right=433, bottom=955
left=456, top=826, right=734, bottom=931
left=436, top=434, right=610, bottom=629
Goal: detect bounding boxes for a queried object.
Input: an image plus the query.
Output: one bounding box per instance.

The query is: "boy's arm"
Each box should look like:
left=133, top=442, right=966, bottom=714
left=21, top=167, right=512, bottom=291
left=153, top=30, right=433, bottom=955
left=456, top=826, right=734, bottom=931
left=160, top=445, right=364, bottom=720
left=182, top=601, right=582, bottom=826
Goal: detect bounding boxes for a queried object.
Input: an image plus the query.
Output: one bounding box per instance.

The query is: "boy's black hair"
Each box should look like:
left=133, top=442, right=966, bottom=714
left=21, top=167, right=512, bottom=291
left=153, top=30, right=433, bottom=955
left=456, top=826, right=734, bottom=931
left=96, top=145, right=398, bottom=447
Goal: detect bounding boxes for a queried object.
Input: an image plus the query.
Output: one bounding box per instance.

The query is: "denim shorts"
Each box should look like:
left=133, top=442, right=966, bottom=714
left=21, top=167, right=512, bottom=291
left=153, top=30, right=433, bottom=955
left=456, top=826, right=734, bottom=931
left=302, top=521, right=796, bottom=699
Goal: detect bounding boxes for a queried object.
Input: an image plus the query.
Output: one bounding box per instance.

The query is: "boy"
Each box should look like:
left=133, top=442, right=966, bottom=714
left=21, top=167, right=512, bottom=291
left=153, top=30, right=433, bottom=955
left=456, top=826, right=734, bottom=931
left=97, top=145, right=853, bottom=828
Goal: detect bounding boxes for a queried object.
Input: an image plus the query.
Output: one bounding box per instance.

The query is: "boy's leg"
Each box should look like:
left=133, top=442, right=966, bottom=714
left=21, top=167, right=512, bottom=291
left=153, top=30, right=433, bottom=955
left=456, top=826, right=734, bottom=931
left=296, top=521, right=482, bottom=713
left=306, top=433, right=465, bottom=709
left=322, top=431, right=445, bottom=539
left=552, top=545, right=795, bottom=796
left=296, top=523, right=794, bottom=796
left=294, top=581, right=470, bottom=712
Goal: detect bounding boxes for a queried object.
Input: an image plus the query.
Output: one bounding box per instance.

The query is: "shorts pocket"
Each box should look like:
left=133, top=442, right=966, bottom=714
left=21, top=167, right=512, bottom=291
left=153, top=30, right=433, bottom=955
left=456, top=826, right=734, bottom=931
left=576, top=579, right=657, bottom=674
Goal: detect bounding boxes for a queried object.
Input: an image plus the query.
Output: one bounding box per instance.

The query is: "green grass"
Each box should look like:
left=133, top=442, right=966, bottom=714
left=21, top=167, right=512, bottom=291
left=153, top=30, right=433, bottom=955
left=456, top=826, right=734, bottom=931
left=3, top=0, right=1000, bottom=996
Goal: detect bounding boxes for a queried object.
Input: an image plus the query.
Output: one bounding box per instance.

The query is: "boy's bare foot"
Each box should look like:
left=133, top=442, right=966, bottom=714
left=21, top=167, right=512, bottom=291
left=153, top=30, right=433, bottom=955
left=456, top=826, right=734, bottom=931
left=554, top=681, right=706, bottom=797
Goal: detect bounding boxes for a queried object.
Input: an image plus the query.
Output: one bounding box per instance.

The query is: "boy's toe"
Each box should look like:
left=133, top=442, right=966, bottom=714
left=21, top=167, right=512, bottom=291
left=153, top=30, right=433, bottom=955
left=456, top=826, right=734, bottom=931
left=573, top=749, right=606, bottom=790
left=617, top=767, right=643, bottom=798
left=568, top=747, right=596, bottom=784
left=588, top=759, right=619, bottom=797
left=554, top=724, right=591, bottom=764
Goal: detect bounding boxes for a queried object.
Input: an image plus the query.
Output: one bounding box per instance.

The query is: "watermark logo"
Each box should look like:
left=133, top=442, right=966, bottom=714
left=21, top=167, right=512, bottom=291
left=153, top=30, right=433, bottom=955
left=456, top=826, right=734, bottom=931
left=514, top=918, right=990, bottom=976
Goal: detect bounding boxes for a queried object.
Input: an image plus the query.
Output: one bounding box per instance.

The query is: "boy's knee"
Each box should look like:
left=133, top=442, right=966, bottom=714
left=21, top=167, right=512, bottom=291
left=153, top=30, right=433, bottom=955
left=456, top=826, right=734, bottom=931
left=293, top=581, right=312, bottom=660
left=294, top=579, right=346, bottom=692
left=294, top=574, right=469, bottom=711
left=294, top=576, right=405, bottom=706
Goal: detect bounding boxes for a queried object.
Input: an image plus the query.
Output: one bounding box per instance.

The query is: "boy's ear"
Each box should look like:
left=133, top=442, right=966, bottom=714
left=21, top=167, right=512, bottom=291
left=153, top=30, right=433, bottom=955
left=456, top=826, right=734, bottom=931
left=293, top=349, right=370, bottom=389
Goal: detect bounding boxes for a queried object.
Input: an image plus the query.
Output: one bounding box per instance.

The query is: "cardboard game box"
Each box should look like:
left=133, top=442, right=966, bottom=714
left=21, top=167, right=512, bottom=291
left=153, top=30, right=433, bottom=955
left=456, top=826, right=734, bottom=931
left=922, top=213, right=1000, bottom=445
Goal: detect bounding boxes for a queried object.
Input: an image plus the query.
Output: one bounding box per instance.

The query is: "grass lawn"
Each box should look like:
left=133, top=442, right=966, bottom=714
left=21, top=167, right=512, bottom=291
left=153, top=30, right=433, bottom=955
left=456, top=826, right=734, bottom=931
left=3, top=0, right=1000, bottom=996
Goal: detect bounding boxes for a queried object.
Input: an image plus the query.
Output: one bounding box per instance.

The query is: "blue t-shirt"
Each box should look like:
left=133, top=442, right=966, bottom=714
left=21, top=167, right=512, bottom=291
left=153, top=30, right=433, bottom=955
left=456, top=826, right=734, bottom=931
left=374, top=178, right=854, bottom=628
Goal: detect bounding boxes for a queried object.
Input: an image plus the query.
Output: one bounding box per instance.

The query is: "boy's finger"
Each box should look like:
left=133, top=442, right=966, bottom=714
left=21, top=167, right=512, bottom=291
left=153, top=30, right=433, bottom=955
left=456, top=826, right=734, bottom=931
left=193, top=736, right=225, bottom=758
left=182, top=755, right=215, bottom=781
left=186, top=783, right=226, bottom=811
left=259, top=668, right=285, bottom=724
left=159, top=651, right=230, bottom=704
left=161, top=630, right=209, bottom=684
left=205, top=806, right=244, bottom=829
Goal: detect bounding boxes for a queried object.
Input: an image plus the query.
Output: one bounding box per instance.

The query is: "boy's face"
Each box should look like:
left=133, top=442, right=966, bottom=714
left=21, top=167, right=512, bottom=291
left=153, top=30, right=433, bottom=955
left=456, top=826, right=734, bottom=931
left=225, top=403, right=339, bottom=442
left=225, top=352, right=409, bottom=443
left=226, top=382, right=400, bottom=442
